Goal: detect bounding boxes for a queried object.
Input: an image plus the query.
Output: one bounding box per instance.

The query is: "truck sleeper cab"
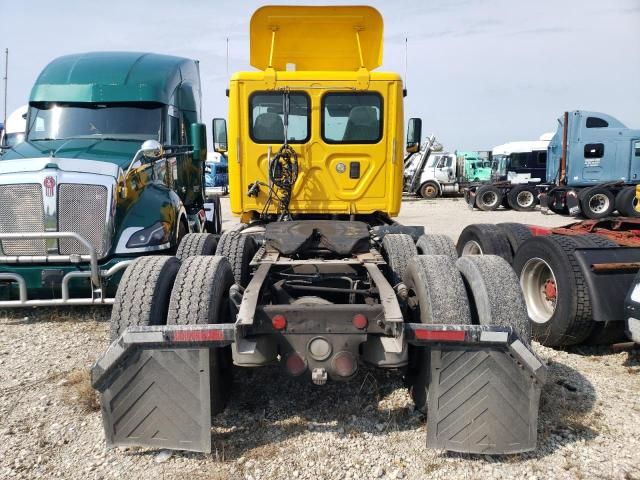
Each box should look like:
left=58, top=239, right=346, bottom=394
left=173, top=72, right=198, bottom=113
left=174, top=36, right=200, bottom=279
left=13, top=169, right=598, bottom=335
left=543, top=111, right=640, bottom=219
left=0, top=52, right=216, bottom=307
left=93, top=6, right=546, bottom=457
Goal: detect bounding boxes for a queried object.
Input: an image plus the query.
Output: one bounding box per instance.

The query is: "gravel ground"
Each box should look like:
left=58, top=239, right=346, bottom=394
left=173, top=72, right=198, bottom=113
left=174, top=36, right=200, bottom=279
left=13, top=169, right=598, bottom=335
left=1, top=198, right=639, bottom=480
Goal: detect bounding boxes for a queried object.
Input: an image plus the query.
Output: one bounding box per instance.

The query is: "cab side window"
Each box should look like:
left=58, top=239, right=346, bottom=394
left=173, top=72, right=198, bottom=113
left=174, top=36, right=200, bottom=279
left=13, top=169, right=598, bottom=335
left=322, top=93, right=382, bottom=143
left=167, top=107, right=183, bottom=145
left=586, top=117, right=609, bottom=128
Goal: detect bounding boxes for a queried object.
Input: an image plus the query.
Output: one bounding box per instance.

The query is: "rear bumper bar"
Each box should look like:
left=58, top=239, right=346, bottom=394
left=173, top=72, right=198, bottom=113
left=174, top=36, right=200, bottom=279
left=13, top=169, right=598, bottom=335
left=0, top=231, right=132, bottom=307
left=92, top=322, right=546, bottom=396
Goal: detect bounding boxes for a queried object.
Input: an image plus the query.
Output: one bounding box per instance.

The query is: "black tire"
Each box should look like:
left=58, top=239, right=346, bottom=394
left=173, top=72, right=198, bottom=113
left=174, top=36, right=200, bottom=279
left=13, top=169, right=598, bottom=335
left=176, top=233, right=219, bottom=261
left=416, top=234, right=457, bottom=261
left=579, top=186, right=615, bottom=219
left=403, top=255, right=472, bottom=412
left=497, top=222, right=533, bottom=256
left=456, top=224, right=513, bottom=264
left=382, top=234, right=418, bottom=286
left=216, top=231, right=257, bottom=287
left=615, top=186, right=640, bottom=218
left=513, top=235, right=595, bottom=346
left=576, top=233, right=618, bottom=249
left=475, top=185, right=503, bottom=211
left=167, top=255, right=235, bottom=414
left=419, top=181, right=439, bottom=199
left=456, top=255, right=531, bottom=344
left=175, top=220, right=187, bottom=250
left=507, top=186, right=538, bottom=212
left=109, top=256, right=180, bottom=341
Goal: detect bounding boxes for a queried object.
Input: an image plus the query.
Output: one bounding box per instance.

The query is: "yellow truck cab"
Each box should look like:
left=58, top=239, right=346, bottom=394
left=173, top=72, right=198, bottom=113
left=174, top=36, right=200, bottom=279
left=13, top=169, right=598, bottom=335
left=93, top=6, right=546, bottom=457
left=223, top=6, right=405, bottom=222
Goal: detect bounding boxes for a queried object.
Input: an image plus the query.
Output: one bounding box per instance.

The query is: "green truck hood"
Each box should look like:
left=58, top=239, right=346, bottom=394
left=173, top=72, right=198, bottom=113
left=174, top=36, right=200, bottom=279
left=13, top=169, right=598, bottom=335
left=0, top=138, right=141, bottom=168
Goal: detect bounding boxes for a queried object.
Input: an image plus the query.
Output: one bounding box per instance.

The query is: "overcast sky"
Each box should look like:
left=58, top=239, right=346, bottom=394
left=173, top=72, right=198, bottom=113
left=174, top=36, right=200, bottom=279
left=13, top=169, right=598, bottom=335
left=1, top=0, right=639, bottom=150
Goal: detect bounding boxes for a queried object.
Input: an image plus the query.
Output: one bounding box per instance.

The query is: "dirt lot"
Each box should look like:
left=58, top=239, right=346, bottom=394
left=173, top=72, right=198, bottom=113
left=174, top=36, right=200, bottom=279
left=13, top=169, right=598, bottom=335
left=1, top=198, right=639, bottom=480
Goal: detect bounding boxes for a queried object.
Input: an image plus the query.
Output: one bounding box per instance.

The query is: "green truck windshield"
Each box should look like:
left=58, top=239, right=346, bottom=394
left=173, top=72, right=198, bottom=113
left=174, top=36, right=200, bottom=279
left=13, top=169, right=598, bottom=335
left=27, top=103, right=162, bottom=141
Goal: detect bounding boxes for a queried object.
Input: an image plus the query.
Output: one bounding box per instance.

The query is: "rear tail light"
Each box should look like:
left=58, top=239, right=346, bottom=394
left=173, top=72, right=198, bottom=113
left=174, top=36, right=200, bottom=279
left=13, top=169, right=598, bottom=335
left=285, top=352, right=307, bottom=376
left=272, top=314, right=287, bottom=330
left=352, top=314, right=368, bottom=329
left=332, top=351, right=357, bottom=377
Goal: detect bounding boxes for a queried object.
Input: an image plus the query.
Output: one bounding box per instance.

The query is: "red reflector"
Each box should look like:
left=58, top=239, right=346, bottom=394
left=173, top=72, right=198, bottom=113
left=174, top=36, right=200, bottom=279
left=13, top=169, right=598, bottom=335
left=332, top=351, right=357, bottom=377
left=285, top=352, right=307, bottom=376
left=414, top=329, right=466, bottom=342
left=352, top=314, right=368, bottom=329
left=272, top=314, right=287, bottom=330
left=172, top=329, right=224, bottom=342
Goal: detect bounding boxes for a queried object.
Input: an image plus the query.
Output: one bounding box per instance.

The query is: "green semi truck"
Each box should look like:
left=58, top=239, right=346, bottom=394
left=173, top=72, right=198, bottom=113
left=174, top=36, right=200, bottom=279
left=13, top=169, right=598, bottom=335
left=0, top=51, right=221, bottom=306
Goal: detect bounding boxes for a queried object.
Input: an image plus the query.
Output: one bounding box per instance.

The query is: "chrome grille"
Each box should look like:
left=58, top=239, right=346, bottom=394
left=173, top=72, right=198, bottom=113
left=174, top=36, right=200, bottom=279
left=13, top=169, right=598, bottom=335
left=58, top=184, right=108, bottom=257
left=0, top=184, right=46, bottom=255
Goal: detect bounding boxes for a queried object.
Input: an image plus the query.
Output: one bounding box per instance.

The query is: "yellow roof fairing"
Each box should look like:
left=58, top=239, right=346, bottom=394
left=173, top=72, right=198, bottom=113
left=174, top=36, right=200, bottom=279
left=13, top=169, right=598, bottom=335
left=249, top=6, right=383, bottom=72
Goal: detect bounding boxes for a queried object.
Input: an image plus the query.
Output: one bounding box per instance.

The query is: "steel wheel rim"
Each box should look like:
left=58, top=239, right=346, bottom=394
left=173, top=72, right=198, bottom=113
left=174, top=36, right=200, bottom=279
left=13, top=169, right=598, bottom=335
left=462, top=240, right=483, bottom=255
left=481, top=191, right=498, bottom=207
left=517, top=190, right=535, bottom=208
left=423, top=185, right=437, bottom=197
left=589, top=193, right=610, bottom=214
left=520, top=257, right=557, bottom=324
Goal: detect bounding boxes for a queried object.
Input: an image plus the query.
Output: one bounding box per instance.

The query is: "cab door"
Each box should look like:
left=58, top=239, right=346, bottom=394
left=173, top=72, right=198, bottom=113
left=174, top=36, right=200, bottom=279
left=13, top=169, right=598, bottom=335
left=311, top=89, right=389, bottom=213
left=236, top=88, right=310, bottom=216
left=630, top=140, right=640, bottom=182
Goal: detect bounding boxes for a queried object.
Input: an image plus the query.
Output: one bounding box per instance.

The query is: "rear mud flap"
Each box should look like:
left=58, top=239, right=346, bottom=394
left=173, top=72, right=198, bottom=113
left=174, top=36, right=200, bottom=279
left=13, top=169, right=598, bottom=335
left=98, top=348, right=212, bottom=453
left=464, top=189, right=476, bottom=209
left=427, top=346, right=542, bottom=454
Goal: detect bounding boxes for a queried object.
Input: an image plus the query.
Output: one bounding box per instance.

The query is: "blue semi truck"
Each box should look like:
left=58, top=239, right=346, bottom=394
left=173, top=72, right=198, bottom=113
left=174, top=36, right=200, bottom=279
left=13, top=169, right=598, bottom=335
left=542, top=111, right=640, bottom=218
left=465, top=110, right=640, bottom=218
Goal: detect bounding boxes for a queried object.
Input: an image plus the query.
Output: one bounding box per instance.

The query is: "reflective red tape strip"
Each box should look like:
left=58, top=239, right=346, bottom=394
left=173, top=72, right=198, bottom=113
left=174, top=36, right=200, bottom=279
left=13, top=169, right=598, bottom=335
left=171, top=329, right=225, bottom=342
left=414, top=329, right=466, bottom=342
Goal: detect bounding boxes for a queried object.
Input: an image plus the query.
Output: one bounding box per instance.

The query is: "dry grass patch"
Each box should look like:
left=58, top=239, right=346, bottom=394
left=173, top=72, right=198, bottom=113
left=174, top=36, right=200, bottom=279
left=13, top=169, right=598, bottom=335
left=62, top=368, right=100, bottom=412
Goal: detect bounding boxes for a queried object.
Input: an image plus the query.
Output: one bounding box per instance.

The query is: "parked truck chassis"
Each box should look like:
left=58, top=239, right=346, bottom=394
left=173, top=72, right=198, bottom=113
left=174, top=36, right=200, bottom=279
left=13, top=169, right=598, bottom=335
left=456, top=219, right=640, bottom=346
left=90, top=5, right=548, bottom=457
left=92, top=223, right=546, bottom=455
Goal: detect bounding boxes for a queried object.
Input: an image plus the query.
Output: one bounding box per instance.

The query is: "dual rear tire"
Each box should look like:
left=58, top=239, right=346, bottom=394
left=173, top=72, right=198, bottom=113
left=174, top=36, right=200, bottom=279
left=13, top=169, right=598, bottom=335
left=404, top=253, right=530, bottom=411
left=513, top=234, right=623, bottom=346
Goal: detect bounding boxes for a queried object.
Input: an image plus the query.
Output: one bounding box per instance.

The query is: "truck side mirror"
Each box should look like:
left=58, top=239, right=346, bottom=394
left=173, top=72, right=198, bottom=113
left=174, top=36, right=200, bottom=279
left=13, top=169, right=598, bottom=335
left=140, top=139, right=164, bottom=160
left=213, top=118, right=228, bottom=154
left=190, top=123, right=207, bottom=161
left=406, top=118, right=422, bottom=153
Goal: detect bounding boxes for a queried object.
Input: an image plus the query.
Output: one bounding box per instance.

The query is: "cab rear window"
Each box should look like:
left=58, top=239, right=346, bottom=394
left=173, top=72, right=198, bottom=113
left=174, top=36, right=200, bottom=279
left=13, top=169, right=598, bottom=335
left=322, top=93, right=382, bottom=144
left=249, top=92, right=310, bottom=143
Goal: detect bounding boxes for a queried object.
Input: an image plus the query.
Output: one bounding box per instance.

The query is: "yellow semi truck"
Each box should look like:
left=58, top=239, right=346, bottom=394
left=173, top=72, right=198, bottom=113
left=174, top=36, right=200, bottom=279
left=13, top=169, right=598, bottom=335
left=92, top=6, right=546, bottom=455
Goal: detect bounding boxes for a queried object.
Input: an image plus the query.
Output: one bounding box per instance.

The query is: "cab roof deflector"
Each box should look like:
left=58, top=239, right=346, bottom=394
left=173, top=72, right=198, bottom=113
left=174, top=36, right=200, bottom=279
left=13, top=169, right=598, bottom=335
left=250, top=6, right=383, bottom=72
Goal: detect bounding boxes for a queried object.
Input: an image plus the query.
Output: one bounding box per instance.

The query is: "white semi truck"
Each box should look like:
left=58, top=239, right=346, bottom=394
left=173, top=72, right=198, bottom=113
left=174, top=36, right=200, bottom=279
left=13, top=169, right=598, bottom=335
left=0, top=105, right=27, bottom=147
